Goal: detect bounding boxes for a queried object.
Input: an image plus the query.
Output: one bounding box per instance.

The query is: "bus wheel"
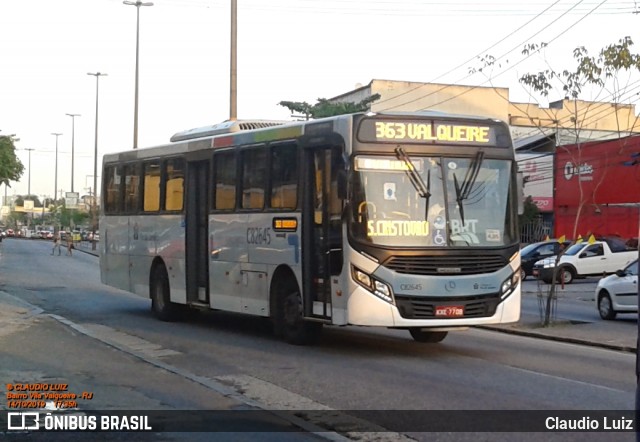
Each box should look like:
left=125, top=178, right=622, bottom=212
left=409, top=329, right=448, bottom=343
left=276, top=288, right=322, bottom=345
left=150, top=264, right=180, bottom=322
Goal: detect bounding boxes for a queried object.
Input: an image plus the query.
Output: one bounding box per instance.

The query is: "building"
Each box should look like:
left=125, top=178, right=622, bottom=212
left=553, top=135, right=640, bottom=240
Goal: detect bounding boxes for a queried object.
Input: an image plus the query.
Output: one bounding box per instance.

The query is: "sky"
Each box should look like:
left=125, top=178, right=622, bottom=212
left=1, top=0, right=639, bottom=200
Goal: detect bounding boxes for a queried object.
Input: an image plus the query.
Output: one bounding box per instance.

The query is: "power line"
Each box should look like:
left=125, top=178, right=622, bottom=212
left=386, top=0, right=611, bottom=113
left=373, top=0, right=564, bottom=107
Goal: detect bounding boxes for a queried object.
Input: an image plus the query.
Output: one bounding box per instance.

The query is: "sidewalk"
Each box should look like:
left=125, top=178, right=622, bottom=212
left=73, top=240, right=99, bottom=256
left=483, top=287, right=637, bottom=353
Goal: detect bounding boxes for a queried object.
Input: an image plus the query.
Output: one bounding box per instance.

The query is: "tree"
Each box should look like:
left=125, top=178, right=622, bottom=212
left=279, top=94, right=381, bottom=120
left=0, top=136, right=24, bottom=187
left=519, top=196, right=541, bottom=226
left=15, top=195, right=43, bottom=207
left=517, top=37, right=640, bottom=326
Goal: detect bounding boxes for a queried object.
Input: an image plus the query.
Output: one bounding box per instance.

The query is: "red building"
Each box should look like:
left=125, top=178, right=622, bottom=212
left=553, top=135, right=640, bottom=241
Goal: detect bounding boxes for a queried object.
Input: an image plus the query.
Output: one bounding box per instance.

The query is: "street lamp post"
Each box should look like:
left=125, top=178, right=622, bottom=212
left=51, top=133, right=62, bottom=204
left=87, top=72, right=107, bottom=250
left=24, top=148, right=35, bottom=228
left=230, top=0, right=237, bottom=120
left=25, top=148, right=34, bottom=198
left=65, top=113, right=80, bottom=193
left=123, top=0, right=154, bottom=149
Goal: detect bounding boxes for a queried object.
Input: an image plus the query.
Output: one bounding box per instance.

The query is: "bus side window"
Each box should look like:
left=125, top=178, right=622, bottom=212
left=213, top=151, right=236, bottom=210
left=241, top=147, right=266, bottom=210
left=123, top=163, right=140, bottom=213
left=104, top=165, right=122, bottom=214
left=143, top=161, right=160, bottom=212
left=165, top=158, right=184, bottom=211
left=270, top=143, right=298, bottom=210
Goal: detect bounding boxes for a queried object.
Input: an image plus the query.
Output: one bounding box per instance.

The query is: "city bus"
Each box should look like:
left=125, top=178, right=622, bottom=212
left=100, top=111, right=521, bottom=345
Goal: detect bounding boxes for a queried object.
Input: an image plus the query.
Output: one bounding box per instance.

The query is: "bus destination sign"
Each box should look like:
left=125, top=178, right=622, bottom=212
left=358, top=118, right=503, bottom=147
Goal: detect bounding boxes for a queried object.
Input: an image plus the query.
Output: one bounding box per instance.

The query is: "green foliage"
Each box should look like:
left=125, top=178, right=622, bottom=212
left=279, top=94, right=381, bottom=120
left=519, top=37, right=640, bottom=99
left=518, top=196, right=540, bottom=226
left=59, top=206, right=89, bottom=228
left=15, top=195, right=43, bottom=207
left=0, top=136, right=24, bottom=187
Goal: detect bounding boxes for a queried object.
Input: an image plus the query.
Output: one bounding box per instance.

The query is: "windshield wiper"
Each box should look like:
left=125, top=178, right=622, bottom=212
left=395, top=147, right=431, bottom=213
left=452, top=151, right=484, bottom=224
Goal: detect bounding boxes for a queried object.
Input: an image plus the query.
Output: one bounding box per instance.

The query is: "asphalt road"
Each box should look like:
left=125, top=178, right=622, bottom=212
left=0, top=238, right=636, bottom=442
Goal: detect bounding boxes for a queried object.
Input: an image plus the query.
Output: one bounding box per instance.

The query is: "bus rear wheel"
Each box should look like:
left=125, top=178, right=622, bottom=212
left=276, top=288, right=322, bottom=345
left=409, top=329, right=448, bottom=343
left=150, top=264, right=181, bottom=322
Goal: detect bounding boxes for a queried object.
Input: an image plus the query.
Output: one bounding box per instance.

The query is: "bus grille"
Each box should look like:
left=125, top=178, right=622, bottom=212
left=395, top=294, right=500, bottom=319
left=384, top=255, right=507, bottom=276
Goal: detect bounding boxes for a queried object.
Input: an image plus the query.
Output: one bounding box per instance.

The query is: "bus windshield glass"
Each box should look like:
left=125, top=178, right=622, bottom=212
left=350, top=154, right=515, bottom=247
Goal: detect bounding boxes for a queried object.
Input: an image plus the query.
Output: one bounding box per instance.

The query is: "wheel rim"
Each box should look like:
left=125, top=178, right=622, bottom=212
left=520, top=269, right=526, bottom=281
left=561, top=270, right=572, bottom=284
left=599, top=296, right=612, bottom=317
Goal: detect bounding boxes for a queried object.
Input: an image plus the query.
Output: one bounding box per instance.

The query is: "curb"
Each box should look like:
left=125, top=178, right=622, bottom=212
left=478, top=325, right=637, bottom=354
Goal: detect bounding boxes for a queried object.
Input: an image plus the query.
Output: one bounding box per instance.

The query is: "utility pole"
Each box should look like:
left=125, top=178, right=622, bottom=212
left=51, top=133, right=62, bottom=205
left=24, top=148, right=35, bottom=228
left=123, top=0, right=154, bottom=149
left=66, top=114, right=80, bottom=192
left=230, top=0, right=237, bottom=120
left=25, top=148, right=34, bottom=198
left=87, top=72, right=107, bottom=249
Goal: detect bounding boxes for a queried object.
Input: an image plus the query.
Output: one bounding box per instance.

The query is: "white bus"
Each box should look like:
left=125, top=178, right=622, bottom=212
left=100, top=112, right=521, bottom=345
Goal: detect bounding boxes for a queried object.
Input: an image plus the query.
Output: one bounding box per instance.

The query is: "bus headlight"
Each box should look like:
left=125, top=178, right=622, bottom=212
left=500, top=270, right=520, bottom=299
left=352, top=266, right=394, bottom=303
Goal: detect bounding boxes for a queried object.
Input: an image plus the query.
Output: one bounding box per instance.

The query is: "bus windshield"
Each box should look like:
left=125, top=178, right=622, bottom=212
left=350, top=154, right=515, bottom=247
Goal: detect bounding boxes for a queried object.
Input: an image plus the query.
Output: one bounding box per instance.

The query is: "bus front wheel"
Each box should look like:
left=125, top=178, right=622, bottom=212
left=150, top=264, right=180, bottom=322
left=275, top=288, right=322, bottom=345
left=409, top=329, right=448, bottom=343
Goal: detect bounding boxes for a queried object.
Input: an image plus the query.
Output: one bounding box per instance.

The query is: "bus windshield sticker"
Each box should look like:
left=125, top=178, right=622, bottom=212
left=355, top=157, right=423, bottom=172
left=486, top=229, right=501, bottom=242
left=383, top=183, right=396, bottom=200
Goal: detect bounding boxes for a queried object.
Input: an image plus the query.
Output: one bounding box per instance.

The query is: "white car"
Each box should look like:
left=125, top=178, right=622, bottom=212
left=595, top=259, right=638, bottom=320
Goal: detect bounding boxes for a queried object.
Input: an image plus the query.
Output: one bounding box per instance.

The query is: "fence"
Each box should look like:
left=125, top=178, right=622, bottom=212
left=520, top=220, right=553, bottom=244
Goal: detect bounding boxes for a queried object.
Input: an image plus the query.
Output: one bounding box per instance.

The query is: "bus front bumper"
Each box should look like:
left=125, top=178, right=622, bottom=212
left=346, top=285, right=521, bottom=328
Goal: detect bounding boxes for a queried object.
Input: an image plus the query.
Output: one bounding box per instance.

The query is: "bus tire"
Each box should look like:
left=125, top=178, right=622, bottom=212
left=275, top=287, right=322, bottom=345
left=409, top=329, right=448, bottom=343
left=150, top=264, right=180, bottom=322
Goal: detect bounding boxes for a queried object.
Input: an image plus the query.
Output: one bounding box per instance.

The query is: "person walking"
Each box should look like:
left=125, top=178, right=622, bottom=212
left=51, top=232, right=61, bottom=256
left=66, top=233, right=73, bottom=256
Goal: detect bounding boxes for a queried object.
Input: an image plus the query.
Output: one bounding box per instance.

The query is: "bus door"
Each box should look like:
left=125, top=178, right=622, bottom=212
left=186, top=159, right=210, bottom=305
left=302, top=145, right=345, bottom=320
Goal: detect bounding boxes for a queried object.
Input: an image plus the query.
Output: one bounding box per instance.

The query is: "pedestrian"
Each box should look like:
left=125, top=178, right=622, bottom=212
left=66, top=233, right=73, bottom=256
left=51, top=232, right=61, bottom=256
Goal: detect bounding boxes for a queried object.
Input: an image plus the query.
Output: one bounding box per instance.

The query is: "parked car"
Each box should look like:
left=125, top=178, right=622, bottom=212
left=520, top=240, right=570, bottom=280
left=595, top=259, right=638, bottom=320
left=533, top=238, right=636, bottom=284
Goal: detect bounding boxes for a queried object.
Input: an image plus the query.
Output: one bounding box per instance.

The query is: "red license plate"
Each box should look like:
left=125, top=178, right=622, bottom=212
left=435, top=305, right=464, bottom=317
